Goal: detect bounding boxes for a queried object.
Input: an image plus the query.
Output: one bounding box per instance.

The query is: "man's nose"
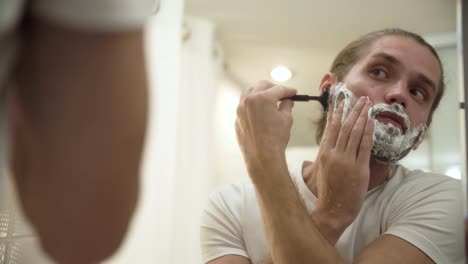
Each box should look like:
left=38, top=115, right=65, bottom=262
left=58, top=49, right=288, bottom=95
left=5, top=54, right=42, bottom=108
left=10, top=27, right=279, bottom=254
left=384, top=82, right=409, bottom=108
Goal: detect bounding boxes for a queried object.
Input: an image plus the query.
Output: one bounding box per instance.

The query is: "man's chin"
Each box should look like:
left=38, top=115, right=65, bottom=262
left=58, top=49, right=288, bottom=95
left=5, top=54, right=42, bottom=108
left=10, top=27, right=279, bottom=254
left=370, top=145, right=413, bottom=165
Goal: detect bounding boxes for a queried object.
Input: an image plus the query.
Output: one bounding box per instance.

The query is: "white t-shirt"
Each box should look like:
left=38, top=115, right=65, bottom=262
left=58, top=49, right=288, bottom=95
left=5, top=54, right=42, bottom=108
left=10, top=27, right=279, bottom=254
left=0, top=1, right=155, bottom=262
left=201, top=162, right=465, bottom=264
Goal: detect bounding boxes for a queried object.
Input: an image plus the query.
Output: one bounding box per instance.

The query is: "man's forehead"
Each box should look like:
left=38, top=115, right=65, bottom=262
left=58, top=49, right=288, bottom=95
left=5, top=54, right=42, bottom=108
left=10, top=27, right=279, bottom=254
left=359, top=36, right=442, bottom=90
left=365, top=36, right=434, bottom=62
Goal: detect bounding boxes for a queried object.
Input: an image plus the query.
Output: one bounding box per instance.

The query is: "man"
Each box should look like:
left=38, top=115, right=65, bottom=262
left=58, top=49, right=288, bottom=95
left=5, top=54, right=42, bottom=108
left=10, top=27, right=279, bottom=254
left=0, top=1, right=154, bottom=263
left=200, top=29, right=465, bottom=264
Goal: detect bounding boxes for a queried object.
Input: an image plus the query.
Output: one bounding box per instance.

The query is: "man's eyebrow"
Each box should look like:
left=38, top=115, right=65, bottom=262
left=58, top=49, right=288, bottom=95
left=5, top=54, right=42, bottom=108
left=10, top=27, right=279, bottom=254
left=371, top=52, right=437, bottom=94
left=417, top=73, right=437, bottom=94
left=371, top=52, right=401, bottom=66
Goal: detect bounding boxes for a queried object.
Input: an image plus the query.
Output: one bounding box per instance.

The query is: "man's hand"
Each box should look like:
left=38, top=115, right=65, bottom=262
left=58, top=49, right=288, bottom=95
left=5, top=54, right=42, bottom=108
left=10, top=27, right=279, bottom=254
left=235, top=80, right=297, bottom=185
left=312, top=95, right=374, bottom=243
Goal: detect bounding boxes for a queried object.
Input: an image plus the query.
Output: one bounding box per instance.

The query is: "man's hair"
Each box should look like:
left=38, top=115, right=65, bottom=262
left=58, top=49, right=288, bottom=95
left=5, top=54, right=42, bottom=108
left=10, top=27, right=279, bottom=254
left=315, top=28, right=445, bottom=144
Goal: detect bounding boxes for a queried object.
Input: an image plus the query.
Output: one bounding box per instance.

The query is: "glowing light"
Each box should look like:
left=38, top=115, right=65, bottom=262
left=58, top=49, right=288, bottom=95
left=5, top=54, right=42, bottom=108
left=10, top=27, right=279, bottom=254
left=270, top=65, right=292, bottom=82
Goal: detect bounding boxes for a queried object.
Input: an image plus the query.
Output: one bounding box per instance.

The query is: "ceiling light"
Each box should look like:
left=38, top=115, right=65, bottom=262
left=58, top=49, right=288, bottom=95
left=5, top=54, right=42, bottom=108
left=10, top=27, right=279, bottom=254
left=270, top=65, right=292, bottom=82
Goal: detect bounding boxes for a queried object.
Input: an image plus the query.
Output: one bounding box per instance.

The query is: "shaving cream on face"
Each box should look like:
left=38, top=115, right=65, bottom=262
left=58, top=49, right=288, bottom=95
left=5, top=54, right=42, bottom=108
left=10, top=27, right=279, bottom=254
left=332, top=83, right=357, bottom=123
left=331, top=83, right=426, bottom=164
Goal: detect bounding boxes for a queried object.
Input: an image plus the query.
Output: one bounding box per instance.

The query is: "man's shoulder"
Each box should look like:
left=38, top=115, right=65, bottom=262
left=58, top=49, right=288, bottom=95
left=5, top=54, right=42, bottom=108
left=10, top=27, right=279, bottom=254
left=207, top=181, right=257, bottom=213
left=385, top=165, right=462, bottom=197
left=378, top=166, right=465, bottom=264
left=211, top=180, right=255, bottom=197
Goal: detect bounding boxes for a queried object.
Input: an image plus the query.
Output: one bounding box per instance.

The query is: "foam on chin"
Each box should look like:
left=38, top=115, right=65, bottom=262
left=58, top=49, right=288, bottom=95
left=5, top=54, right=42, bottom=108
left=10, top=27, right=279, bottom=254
left=332, top=83, right=426, bottom=164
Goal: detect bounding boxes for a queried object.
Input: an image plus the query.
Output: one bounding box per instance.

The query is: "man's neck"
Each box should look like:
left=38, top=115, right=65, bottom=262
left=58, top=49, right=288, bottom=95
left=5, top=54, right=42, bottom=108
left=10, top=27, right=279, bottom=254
left=303, top=158, right=397, bottom=197
left=368, top=159, right=397, bottom=190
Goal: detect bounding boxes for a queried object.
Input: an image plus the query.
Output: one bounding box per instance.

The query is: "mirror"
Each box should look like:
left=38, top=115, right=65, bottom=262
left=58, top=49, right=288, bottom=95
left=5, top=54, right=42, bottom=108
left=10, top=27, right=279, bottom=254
left=183, top=0, right=462, bottom=187
left=182, top=0, right=465, bottom=263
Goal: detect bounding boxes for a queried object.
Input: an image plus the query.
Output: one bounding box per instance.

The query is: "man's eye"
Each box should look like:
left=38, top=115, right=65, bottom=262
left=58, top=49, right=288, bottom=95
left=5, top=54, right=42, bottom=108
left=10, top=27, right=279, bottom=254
left=370, top=68, right=388, bottom=79
left=410, top=88, right=425, bottom=101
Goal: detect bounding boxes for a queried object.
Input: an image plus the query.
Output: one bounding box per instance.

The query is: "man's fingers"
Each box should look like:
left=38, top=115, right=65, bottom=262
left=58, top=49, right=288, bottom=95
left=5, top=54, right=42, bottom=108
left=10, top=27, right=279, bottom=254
left=239, top=87, right=254, bottom=104
left=240, top=80, right=275, bottom=101
left=278, top=99, right=294, bottom=113
left=357, top=117, right=374, bottom=164
left=263, top=85, right=297, bottom=101
left=323, top=100, right=344, bottom=149
left=249, top=80, right=276, bottom=95
left=335, top=97, right=368, bottom=152
left=256, top=80, right=276, bottom=90
left=241, top=87, right=254, bottom=97
left=241, top=81, right=296, bottom=105
left=346, top=100, right=373, bottom=154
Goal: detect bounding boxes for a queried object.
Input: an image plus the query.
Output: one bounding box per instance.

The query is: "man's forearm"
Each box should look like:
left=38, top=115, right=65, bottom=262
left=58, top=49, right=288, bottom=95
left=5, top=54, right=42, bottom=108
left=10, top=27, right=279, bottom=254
left=250, top=153, right=346, bottom=264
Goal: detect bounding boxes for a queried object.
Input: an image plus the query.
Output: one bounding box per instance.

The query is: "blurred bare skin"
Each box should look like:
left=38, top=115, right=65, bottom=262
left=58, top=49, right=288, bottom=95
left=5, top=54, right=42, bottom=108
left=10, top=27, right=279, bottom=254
left=8, top=16, right=148, bottom=264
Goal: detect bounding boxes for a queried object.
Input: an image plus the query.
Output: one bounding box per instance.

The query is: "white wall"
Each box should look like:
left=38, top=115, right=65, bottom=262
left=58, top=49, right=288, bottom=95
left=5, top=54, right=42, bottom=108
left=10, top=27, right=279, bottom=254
left=105, top=0, right=184, bottom=262
left=213, top=78, right=249, bottom=187
left=171, top=16, right=218, bottom=263
left=106, top=11, right=222, bottom=263
left=427, top=46, right=462, bottom=177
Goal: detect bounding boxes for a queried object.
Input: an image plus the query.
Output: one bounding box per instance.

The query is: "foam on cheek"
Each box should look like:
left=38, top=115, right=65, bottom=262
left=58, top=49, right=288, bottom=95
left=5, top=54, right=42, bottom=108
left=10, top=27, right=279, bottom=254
left=331, top=83, right=426, bottom=164
left=333, top=83, right=357, bottom=122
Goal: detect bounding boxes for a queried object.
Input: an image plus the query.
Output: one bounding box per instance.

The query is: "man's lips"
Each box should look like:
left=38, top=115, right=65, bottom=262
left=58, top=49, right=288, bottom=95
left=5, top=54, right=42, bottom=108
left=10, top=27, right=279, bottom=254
left=375, top=111, right=407, bottom=133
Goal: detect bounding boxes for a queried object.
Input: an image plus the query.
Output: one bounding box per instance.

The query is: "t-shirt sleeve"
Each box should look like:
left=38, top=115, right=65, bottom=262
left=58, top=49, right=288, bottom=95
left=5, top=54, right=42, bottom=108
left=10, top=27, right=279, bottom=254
left=383, top=177, right=465, bottom=264
left=31, top=0, right=156, bottom=31
left=200, top=184, right=249, bottom=263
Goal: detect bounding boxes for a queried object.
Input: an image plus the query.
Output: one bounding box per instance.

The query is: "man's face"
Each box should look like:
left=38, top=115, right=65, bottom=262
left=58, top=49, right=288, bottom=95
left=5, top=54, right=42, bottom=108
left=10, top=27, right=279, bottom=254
left=335, top=36, right=442, bottom=163
left=342, top=35, right=441, bottom=132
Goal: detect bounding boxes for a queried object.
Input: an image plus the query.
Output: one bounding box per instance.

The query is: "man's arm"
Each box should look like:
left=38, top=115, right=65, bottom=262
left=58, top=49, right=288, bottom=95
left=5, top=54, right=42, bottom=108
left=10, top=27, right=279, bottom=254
left=234, top=81, right=350, bottom=263
left=355, top=235, right=434, bottom=264
left=209, top=206, right=435, bottom=264
left=208, top=255, right=251, bottom=264
left=253, top=156, right=345, bottom=264
left=357, top=176, right=463, bottom=264
left=228, top=224, right=433, bottom=264
left=9, top=17, right=148, bottom=263
left=201, top=162, right=344, bottom=264
left=255, top=167, right=435, bottom=264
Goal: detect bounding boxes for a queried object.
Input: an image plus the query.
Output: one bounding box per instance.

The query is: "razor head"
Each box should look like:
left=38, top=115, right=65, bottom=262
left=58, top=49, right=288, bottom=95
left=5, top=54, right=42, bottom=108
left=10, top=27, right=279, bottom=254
left=321, top=87, right=330, bottom=112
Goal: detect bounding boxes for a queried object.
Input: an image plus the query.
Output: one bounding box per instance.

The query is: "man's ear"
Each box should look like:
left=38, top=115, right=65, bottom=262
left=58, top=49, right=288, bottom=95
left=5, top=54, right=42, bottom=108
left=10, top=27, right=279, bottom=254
left=319, top=73, right=333, bottom=94
left=412, top=129, right=427, bottom=150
